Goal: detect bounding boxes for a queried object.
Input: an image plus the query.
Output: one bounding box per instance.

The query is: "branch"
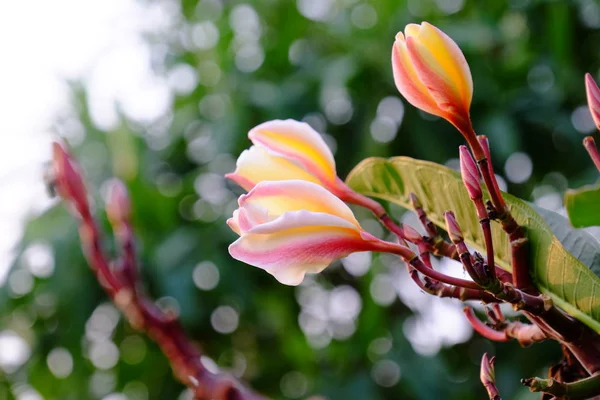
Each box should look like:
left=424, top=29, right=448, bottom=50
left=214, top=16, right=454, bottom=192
left=50, top=142, right=265, bottom=400
left=464, top=307, right=547, bottom=347
left=463, top=307, right=509, bottom=342
left=407, top=268, right=498, bottom=303
left=409, top=193, right=457, bottom=259
left=522, top=373, right=600, bottom=399
left=475, top=136, right=534, bottom=292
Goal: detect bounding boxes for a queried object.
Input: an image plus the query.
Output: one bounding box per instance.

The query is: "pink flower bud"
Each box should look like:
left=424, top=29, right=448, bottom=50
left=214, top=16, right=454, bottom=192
left=402, top=224, right=423, bottom=242
left=409, top=192, right=422, bottom=210
left=105, top=179, right=131, bottom=226
left=444, top=211, right=463, bottom=244
left=585, top=73, right=600, bottom=131
left=52, top=142, right=89, bottom=218
left=459, top=145, right=482, bottom=200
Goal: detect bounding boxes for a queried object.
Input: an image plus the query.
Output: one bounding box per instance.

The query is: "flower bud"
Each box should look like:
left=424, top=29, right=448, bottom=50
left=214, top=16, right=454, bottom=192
left=585, top=73, right=600, bottom=131
left=480, top=353, right=500, bottom=398
left=392, top=22, right=473, bottom=134
left=105, top=179, right=131, bottom=226
left=409, top=192, right=422, bottom=210
left=444, top=211, right=463, bottom=244
left=459, top=145, right=482, bottom=200
left=52, top=142, right=89, bottom=218
left=402, top=224, right=423, bottom=243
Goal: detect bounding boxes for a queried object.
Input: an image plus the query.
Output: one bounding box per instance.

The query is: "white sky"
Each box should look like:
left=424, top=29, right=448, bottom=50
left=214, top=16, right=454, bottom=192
left=0, top=0, right=178, bottom=283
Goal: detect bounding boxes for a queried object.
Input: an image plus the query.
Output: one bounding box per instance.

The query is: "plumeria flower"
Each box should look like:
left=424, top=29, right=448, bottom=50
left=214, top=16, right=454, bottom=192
left=227, top=180, right=383, bottom=285
left=392, top=22, right=481, bottom=157
left=226, top=119, right=348, bottom=197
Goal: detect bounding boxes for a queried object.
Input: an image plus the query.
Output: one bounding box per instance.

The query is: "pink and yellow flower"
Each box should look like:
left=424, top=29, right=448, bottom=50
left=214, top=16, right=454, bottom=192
left=226, top=119, right=346, bottom=196
left=227, top=180, right=381, bottom=285
left=392, top=22, right=473, bottom=137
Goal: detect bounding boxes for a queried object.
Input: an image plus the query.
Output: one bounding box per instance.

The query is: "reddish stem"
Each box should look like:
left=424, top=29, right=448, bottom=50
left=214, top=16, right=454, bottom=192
left=375, top=240, right=481, bottom=290
left=79, top=214, right=265, bottom=400
left=52, top=144, right=265, bottom=400
left=463, top=307, right=509, bottom=342
left=408, top=268, right=498, bottom=303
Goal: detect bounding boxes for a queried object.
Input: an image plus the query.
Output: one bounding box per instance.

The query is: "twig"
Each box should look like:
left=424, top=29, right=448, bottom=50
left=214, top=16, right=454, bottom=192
left=459, top=145, right=496, bottom=277
left=522, top=373, right=600, bottom=399
left=464, top=307, right=547, bottom=347
left=444, top=212, right=549, bottom=314
left=475, top=136, right=534, bottom=293
left=409, top=193, right=457, bottom=259
left=464, top=307, right=509, bottom=342
left=50, top=142, right=265, bottom=400
left=408, top=268, right=498, bottom=303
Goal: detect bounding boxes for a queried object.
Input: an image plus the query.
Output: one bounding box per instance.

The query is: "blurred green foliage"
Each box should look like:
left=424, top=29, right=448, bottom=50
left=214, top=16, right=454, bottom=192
left=2, top=0, right=600, bottom=399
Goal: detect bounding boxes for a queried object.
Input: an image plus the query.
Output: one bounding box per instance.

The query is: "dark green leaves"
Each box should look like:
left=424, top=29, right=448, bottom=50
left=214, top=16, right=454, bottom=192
left=346, top=157, right=600, bottom=333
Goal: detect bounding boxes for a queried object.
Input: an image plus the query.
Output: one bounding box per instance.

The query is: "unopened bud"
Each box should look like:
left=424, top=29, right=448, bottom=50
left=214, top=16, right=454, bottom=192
left=477, top=135, right=492, bottom=161
left=459, top=146, right=482, bottom=200
left=480, top=353, right=500, bottom=400
left=52, top=142, right=89, bottom=217
left=586, top=73, right=600, bottom=131
left=105, top=179, right=131, bottom=226
left=409, top=192, right=422, bottom=209
left=402, top=224, right=422, bottom=243
left=444, top=211, right=463, bottom=243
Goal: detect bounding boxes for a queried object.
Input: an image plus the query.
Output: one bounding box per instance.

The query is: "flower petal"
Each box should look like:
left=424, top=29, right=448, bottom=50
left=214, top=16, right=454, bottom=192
left=248, top=119, right=336, bottom=184
left=229, top=219, right=373, bottom=285
left=418, top=22, right=472, bottom=107
left=227, top=209, right=242, bottom=235
left=239, top=180, right=360, bottom=228
left=246, top=210, right=359, bottom=234
left=392, top=32, right=443, bottom=117
left=405, top=24, right=471, bottom=117
left=226, top=146, right=322, bottom=191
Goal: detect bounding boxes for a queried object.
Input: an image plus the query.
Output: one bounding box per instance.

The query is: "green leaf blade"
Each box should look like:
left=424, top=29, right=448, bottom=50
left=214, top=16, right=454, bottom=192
left=564, top=185, right=600, bottom=228
left=346, top=156, right=600, bottom=332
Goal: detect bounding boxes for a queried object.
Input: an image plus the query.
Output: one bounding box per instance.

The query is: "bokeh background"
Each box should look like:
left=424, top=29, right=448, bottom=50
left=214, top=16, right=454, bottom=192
left=1, top=0, right=600, bottom=399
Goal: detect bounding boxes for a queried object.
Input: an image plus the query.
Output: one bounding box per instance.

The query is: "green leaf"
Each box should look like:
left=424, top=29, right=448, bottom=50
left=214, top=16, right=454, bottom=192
left=564, top=185, right=600, bottom=228
left=346, top=157, right=600, bottom=333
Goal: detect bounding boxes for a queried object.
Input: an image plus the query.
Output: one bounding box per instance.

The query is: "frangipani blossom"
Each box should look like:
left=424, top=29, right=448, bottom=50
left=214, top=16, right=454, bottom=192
left=392, top=22, right=473, bottom=135
left=227, top=180, right=381, bottom=285
left=226, top=119, right=347, bottom=196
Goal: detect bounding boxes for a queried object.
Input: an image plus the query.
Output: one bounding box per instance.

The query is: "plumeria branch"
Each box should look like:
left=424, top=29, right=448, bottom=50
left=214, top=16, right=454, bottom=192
left=463, top=307, right=547, bottom=347
left=407, top=266, right=498, bottom=303
left=408, top=193, right=458, bottom=259
left=475, top=136, right=533, bottom=292
left=522, top=373, right=600, bottom=399
left=50, top=143, right=265, bottom=400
